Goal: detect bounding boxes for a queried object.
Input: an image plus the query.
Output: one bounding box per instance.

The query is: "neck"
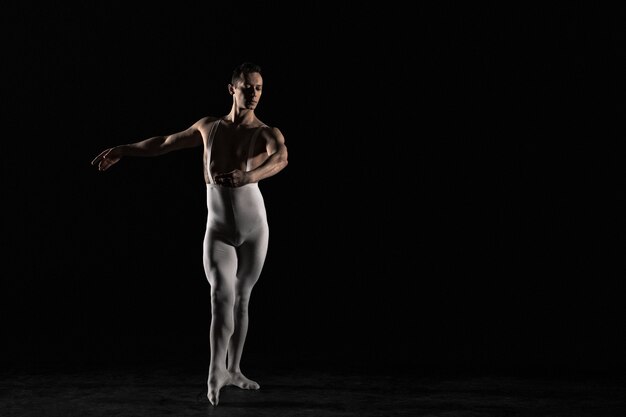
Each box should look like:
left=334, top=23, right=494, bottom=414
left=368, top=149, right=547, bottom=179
left=225, top=107, right=256, bottom=125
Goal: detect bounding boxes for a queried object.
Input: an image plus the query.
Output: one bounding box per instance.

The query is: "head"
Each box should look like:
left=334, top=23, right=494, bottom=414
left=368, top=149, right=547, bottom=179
left=228, top=62, right=263, bottom=111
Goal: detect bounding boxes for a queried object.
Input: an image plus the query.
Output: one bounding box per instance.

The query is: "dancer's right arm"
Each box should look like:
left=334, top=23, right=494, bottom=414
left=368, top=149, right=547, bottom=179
left=91, top=125, right=204, bottom=171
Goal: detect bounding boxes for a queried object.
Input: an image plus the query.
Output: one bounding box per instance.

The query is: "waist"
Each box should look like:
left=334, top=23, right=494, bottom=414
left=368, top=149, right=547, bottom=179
left=205, top=182, right=266, bottom=221
left=206, top=182, right=264, bottom=206
left=206, top=182, right=260, bottom=198
left=206, top=182, right=259, bottom=190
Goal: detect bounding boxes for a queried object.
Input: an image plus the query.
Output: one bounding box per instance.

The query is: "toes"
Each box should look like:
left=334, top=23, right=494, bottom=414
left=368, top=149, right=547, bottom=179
left=207, top=387, right=220, bottom=406
left=208, top=391, right=219, bottom=406
left=241, top=380, right=260, bottom=390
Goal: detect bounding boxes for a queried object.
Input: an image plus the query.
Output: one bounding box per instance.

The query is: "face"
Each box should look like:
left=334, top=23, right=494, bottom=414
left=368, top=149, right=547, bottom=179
left=230, top=72, right=263, bottom=110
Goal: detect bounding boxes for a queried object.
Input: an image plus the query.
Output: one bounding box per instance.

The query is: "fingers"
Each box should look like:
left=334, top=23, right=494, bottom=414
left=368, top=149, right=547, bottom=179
left=91, top=149, right=111, bottom=166
left=91, top=148, right=121, bottom=171
left=214, top=170, right=248, bottom=187
left=214, top=176, right=233, bottom=186
left=213, top=172, right=232, bottom=181
left=213, top=172, right=238, bottom=187
left=98, top=160, right=111, bottom=171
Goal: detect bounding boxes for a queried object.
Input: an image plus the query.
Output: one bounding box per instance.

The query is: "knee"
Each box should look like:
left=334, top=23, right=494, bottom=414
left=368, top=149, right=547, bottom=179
left=211, top=288, right=235, bottom=308
left=234, top=293, right=252, bottom=313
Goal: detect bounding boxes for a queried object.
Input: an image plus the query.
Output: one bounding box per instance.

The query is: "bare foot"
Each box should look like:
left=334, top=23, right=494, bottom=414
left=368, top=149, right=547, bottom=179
left=207, top=369, right=231, bottom=406
left=228, top=370, right=260, bottom=390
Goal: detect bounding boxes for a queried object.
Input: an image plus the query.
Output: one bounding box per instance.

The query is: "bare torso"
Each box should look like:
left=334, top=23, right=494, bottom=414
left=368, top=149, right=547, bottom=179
left=198, top=117, right=270, bottom=184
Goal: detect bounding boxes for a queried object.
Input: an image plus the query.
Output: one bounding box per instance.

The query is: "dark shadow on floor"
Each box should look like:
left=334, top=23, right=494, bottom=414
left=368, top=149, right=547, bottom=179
left=1, top=364, right=625, bottom=417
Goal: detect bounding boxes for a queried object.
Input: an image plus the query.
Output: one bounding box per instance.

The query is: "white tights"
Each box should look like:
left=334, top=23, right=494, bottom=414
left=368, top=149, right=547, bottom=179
left=203, top=182, right=268, bottom=378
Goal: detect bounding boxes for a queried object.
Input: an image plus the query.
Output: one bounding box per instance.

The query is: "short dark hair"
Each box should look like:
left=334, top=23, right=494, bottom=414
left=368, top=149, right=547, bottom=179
left=231, top=62, right=262, bottom=85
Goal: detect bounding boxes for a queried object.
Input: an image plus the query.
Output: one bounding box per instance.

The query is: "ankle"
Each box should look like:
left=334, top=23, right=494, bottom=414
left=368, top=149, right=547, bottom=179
left=209, top=365, right=228, bottom=375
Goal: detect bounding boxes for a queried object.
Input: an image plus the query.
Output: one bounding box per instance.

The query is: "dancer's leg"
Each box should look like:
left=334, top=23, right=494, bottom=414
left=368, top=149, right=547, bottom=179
left=227, top=228, right=268, bottom=389
left=204, top=238, right=237, bottom=405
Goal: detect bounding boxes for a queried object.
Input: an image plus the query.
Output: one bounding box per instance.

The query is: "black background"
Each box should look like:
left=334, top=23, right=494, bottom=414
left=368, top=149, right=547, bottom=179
left=2, top=3, right=624, bottom=376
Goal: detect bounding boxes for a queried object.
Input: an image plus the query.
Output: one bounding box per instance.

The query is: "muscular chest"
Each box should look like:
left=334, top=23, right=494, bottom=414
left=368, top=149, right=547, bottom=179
left=208, top=124, right=260, bottom=174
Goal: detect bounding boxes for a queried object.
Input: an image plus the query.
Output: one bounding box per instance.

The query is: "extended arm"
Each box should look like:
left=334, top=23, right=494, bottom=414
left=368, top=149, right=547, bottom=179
left=91, top=122, right=205, bottom=171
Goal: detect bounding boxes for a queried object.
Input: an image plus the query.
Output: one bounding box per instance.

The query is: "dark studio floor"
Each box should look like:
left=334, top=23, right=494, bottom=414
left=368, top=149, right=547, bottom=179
left=1, top=364, right=625, bottom=417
